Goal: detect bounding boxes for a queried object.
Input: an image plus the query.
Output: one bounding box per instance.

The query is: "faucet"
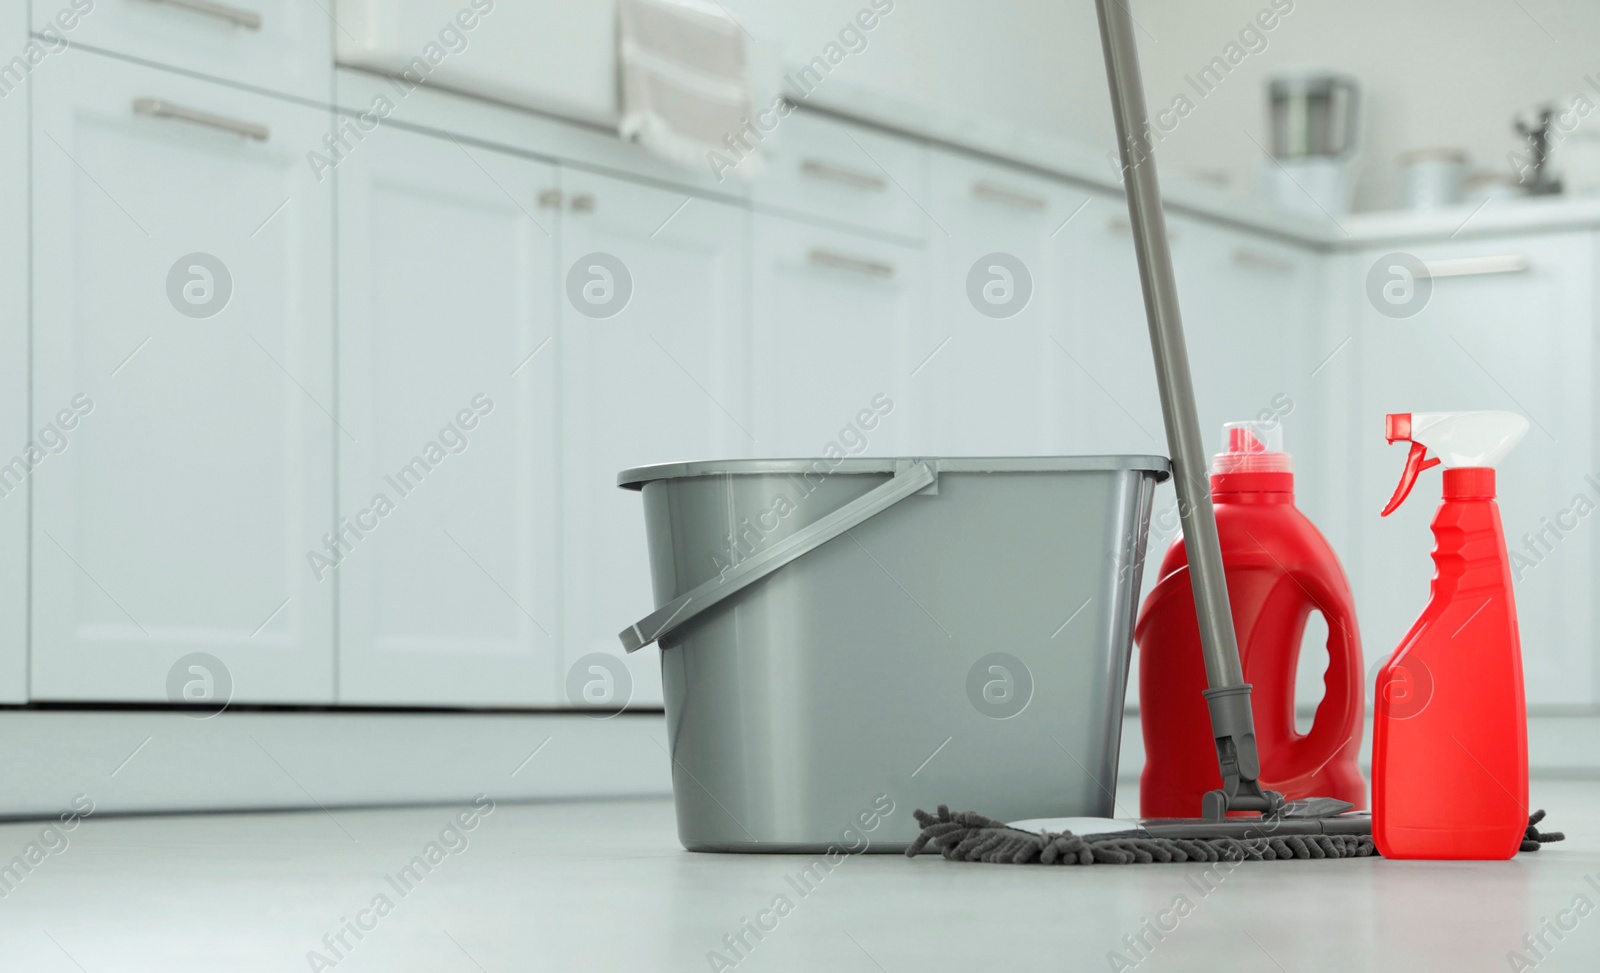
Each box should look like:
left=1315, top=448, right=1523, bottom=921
left=1512, top=108, right=1563, bottom=196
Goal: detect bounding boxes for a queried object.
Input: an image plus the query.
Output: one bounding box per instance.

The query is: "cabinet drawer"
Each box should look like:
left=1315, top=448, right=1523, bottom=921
left=753, top=111, right=929, bottom=240
left=33, top=0, right=331, bottom=102
left=750, top=214, right=929, bottom=456
left=31, top=48, right=335, bottom=702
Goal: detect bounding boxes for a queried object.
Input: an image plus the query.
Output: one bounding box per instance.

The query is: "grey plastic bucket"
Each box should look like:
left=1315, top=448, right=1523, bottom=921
left=618, top=456, right=1169, bottom=852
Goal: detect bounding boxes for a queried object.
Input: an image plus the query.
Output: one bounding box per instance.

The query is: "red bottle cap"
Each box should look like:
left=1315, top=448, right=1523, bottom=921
left=1443, top=467, right=1496, bottom=499
left=1210, top=422, right=1294, bottom=497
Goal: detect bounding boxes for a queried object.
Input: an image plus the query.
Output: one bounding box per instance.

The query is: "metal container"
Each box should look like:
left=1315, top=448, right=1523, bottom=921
left=1267, top=70, right=1361, bottom=160
left=618, top=456, right=1168, bottom=852
left=1399, top=148, right=1470, bottom=210
left=1261, top=70, right=1362, bottom=216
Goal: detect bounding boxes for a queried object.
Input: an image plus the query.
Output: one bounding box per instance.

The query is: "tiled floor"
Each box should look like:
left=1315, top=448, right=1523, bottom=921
left=1, top=782, right=1597, bottom=972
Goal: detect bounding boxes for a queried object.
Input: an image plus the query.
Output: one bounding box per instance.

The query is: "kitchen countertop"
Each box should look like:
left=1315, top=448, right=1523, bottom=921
left=800, top=79, right=1600, bottom=251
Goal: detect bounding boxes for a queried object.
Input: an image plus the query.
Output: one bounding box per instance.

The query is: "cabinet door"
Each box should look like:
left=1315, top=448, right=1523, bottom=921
left=338, top=122, right=559, bottom=706
left=1173, top=218, right=1335, bottom=539
left=31, top=50, right=334, bottom=701
left=1174, top=219, right=1337, bottom=712
left=562, top=171, right=750, bottom=708
left=750, top=214, right=928, bottom=456
left=0, top=10, right=26, bottom=703
left=1352, top=233, right=1595, bottom=705
left=1055, top=198, right=1171, bottom=633
left=1175, top=219, right=1317, bottom=440
left=915, top=150, right=1090, bottom=455
left=1057, top=202, right=1167, bottom=457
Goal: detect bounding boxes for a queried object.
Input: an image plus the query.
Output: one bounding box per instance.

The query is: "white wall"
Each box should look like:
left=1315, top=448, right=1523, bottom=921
left=1131, top=0, right=1600, bottom=210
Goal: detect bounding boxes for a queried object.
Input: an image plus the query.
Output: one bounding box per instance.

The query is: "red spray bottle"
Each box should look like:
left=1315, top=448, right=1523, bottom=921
left=1373, top=410, right=1530, bottom=859
left=1136, top=421, right=1366, bottom=817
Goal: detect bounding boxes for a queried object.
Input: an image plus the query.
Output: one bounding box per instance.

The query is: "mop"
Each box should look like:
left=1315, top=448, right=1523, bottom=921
left=906, top=807, right=1563, bottom=866
left=907, top=0, right=1565, bottom=865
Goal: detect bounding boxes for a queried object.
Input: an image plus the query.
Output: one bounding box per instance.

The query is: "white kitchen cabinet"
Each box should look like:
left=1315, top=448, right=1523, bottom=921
left=1055, top=208, right=1320, bottom=465
left=1053, top=210, right=1324, bottom=549
left=337, top=120, right=560, bottom=706
left=561, top=170, right=750, bottom=709
left=1053, top=193, right=1172, bottom=636
left=1174, top=219, right=1317, bottom=439
left=753, top=112, right=930, bottom=241
left=14, top=40, right=1599, bottom=725
left=750, top=213, right=929, bottom=456
left=1053, top=202, right=1184, bottom=713
left=1350, top=232, right=1595, bottom=705
left=37, top=0, right=332, bottom=102
left=1172, top=219, right=1335, bottom=535
left=0, top=9, right=27, bottom=703
left=31, top=49, right=335, bottom=702
left=914, top=149, right=1093, bottom=455
left=1170, top=218, right=1338, bottom=712
left=1056, top=199, right=1167, bottom=457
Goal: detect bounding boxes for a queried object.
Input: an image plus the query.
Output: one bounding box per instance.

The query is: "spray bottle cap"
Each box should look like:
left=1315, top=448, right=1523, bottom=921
left=1211, top=421, right=1293, bottom=474
left=1380, top=411, right=1529, bottom=516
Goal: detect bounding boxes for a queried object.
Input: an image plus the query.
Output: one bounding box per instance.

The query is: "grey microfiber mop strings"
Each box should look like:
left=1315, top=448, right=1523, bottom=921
left=905, top=806, right=1375, bottom=865
left=1521, top=809, right=1565, bottom=852
left=905, top=807, right=1564, bottom=866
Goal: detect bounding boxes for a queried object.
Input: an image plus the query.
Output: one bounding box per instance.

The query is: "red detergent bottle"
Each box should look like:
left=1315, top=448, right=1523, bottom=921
left=1373, top=411, right=1530, bottom=859
left=1136, top=421, right=1366, bottom=817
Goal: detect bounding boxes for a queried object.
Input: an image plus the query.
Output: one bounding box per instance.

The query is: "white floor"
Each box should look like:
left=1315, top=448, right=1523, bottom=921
left=1, top=782, right=1598, bottom=972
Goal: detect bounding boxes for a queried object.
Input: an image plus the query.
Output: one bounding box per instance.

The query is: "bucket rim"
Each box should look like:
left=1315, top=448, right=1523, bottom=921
left=618, top=455, right=1171, bottom=490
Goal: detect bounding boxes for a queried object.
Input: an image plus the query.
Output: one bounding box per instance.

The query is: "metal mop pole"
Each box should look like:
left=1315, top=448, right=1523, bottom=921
left=1093, top=0, right=1282, bottom=819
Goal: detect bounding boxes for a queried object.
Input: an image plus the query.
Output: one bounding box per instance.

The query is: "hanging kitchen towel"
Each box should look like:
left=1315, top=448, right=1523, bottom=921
left=617, top=0, right=756, bottom=176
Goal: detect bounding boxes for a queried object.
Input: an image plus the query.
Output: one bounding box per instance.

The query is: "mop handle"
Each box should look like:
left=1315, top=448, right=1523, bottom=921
left=1093, top=0, right=1278, bottom=817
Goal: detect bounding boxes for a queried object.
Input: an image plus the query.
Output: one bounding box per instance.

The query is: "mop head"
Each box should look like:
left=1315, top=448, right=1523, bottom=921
left=905, top=806, right=1564, bottom=865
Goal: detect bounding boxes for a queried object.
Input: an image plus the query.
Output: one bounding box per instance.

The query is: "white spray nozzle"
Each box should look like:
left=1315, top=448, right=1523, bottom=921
left=1395, top=411, right=1529, bottom=468
left=1381, top=410, right=1528, bottom=516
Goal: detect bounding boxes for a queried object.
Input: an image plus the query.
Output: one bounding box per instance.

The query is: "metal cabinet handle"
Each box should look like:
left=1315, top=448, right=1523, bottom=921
left=537, top=189, right=563, bottom=209
left=808, top=248, right=894, bottom=278
left=569, top=193, right=596, bottom=213
left=1422, top=254, right=1530, bottom=278
left=1232, top=248, right=1295, bottom=273
left=133, top=98, right=269, bottom=141
left=799, top=158, right=887, bottom=191
left=147, top=0, right=262, bottom=30
left=972, top=181, right=1047, bottom=210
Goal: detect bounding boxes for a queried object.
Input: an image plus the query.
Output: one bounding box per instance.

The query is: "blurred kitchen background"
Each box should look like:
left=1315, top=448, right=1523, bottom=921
left=2, top=0, right=1597, bottom=814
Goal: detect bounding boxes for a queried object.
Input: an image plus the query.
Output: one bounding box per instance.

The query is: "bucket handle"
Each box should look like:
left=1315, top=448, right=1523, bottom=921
left=619, top=461, right=937, bottom=652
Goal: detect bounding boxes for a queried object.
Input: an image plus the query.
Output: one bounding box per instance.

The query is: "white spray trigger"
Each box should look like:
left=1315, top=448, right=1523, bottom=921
left=1382, top=410, right=1528, bottom=516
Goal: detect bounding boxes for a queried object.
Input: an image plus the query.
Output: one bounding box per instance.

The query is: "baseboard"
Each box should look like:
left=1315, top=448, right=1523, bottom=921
left=1116, top=711, right=1600, bottom=784
left=4, top=707, right=1586, bottom=820
left=0, top=709, right=673, bottom=818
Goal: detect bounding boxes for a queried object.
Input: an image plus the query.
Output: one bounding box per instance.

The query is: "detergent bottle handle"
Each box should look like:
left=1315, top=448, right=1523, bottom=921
left=1381, top=441, right=1441, bottom=517
left=1283, top=563, right=1363, bottom=777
